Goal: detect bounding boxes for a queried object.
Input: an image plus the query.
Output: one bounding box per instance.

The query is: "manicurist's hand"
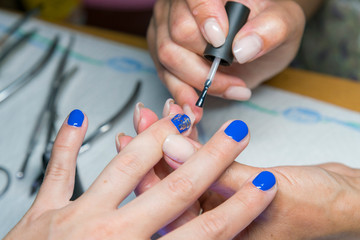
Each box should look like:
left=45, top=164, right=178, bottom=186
left=147, top=0, right=306, bottom=121
left=5, top=107, right=277, bottom=240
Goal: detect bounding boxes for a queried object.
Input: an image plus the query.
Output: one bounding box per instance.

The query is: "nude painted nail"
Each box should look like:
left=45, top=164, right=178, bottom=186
left=163, top=98, right=174, bottom=117
left=233, top=34, right=263, bottom=64
left=133, top=102, right=144, bottom=133
left=204, top=18, right=226, bottom=47
left=224, top=86, right=252, bottom=101
left=163, top=134, right=195, bottom=163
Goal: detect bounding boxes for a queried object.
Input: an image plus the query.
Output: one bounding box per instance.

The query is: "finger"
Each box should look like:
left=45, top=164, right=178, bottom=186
left=185, top=0, right=228, bottom=47
left=115, top=133, right=132, bottom=153
left=318, top=162, right=360, bottom=178
left=34, top=109, right=87, bottom=211
left=118, top=120, right=250, bottom=237
left=135, top=100, right=189, bottom=195
left=162, top=71, right=204, bottom=123
left=133, top=102, right=159, bottom=134
left=168, top=0, right=206, bottom=54
left=162, top=134, right=200, bottom=169
left=162, top=136, right=258, bottom=198
left=82, top=113, right=192, bottom=208
left=161, top=171, right=277, bottom=240
left=154, top=2, right=250, bottom=107
left=232, top=1, right=305, bottom=64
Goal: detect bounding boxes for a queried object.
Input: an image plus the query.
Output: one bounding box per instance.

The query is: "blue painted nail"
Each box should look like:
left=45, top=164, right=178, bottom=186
left=224, top=120, right=248, bottom=142
left=67, top=109, right=84, bottom=127
left=252, top=171, right=276, bottom=191
left=171, top=114, right=191, bottom=133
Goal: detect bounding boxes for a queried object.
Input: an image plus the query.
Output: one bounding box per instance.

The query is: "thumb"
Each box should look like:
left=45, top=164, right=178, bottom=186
left=186, top=0, right=228, bottom=47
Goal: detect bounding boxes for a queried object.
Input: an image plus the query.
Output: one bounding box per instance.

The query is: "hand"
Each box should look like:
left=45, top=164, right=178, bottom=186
left=147, top=0, right=305, bottom=121
left=5, top=108, right=276, bottom=240
left=126, top=101, right=360, bottom=239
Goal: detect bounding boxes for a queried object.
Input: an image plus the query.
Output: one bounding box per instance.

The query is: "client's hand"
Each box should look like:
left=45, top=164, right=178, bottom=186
left=5, top=107, right=276, bottom=240
left=124, top=100, right=360, bottom=239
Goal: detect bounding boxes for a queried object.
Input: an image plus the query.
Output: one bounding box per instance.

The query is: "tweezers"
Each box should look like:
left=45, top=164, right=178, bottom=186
left=0, top=35, right=59, bottom=104
left=0, top=7, right=40, bottom=47
left=16, top=36, right=75, bottom=179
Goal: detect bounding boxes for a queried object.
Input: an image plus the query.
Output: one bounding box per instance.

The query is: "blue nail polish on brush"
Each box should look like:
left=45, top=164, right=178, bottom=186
left=171, top=114, right=191, bottom=133
left=67, top=109, right=84, bottom=127
left=252, top=171, right=276, bottom=191
left=224, top=120, right=248, bottom=142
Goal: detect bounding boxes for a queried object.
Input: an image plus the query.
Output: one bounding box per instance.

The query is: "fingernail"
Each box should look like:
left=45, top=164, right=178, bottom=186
left=203, top=18, right=226, bottom=47
left=133, top=102, right=144, bottom=132
left=224, top=120, right=248, bottom=142
left=163, top=134, right=195, bottom=163
left=252, top=171, right=276, bottom=191
left=163, top=98, right=174, bottom=117
left=183, top=104, right=195, bottom=125
left=224, top=86, right=252, bottom=101
left=115, top=132, right=125, bottom=152
left=171, top=114, right=191, bottom=133
left=67, top=109, right=84, bottom=127
left=233, top=34, right=263, bottom=64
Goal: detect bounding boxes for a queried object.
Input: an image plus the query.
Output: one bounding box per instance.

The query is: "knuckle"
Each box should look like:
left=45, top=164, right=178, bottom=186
left=191, top=1, right=213, bottom=16
left=170, top=17, right=198, bottom=45
left=114, top=152, right=144, bottom=179
left=166, top=173, right=195, bottom=200
left=268, top=13, right=289, bottom=41
left=53, top=141, right=73, bottom=154
left=45, top=162, right=69, bottom=182
left=157, top=39, right=180, bottom=67
left=204, top=146, right=228, bottom=166
left=199, top=211, right=228, bottom=238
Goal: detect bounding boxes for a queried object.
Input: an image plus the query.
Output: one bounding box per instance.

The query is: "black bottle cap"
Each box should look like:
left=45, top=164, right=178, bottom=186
left=203, top=2, right=250, bottom=66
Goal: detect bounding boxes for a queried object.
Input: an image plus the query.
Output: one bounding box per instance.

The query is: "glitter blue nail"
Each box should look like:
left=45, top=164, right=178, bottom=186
left=171, top=114, right=191, bottom=133
left=224, top=120, right=248, bottom=142
left=67, top=109, right=84, bottom=127
left=252, top=171, right=276, bottom=191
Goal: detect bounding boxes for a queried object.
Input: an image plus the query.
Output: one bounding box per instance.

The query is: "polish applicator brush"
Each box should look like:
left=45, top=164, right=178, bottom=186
left=196, top=2, right=250, bottom=107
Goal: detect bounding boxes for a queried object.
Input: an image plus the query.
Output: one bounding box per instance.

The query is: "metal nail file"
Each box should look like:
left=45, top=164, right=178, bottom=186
left=196, top=2, right=250, bottom=107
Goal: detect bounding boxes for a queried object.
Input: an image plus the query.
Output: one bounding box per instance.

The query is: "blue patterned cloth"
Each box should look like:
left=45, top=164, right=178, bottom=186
left=293, top=0, right=360, bottom=81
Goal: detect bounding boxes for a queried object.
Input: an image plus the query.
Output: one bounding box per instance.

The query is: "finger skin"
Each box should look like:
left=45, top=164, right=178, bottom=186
left=83, top=113, right=191, bottom=209
left=117, top=120, right=250, bottom=238
left=32, top=112, right=88, bottom=212
left=185, top=0, right=228, bottom=45
left=160, top=172, right=277, bottom=240
left=232, top=1, right=305, bottom=62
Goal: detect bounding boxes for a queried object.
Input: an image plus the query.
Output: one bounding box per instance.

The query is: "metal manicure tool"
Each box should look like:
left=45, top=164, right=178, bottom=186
left=196, top=2, right=250, bottom=107
left=0, top=29, right=37, bottom=66
left=16, top=35, right=76, bottom=179
left=79, top=81, right=142, bottom=154
left=0, top=7, right=40, bottom=47
left=0, top=35, right=59, bottom=104
left=29, top=80, right=142, bottom=196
